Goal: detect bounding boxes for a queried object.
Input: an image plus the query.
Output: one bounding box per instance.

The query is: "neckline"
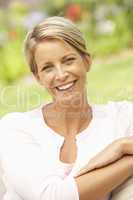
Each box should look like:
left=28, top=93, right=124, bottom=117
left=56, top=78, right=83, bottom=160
left=38, top=101, right=96, bottom=141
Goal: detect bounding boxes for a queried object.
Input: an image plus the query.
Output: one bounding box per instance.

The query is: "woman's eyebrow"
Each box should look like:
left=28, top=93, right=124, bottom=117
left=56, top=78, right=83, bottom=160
left=40, top=53, right=77, bottom=71
left=61, top=53, right=77, bottom=60
left=40, top=62, right=53, bottom=71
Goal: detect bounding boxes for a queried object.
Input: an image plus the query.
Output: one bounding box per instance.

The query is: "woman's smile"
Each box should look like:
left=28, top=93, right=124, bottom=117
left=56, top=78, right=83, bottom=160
left=55, top=79, right=78, bottom=92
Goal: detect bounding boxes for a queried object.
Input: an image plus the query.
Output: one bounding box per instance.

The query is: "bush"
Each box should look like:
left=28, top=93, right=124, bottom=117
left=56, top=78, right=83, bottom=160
left=0, top=38, right=29, bottom=84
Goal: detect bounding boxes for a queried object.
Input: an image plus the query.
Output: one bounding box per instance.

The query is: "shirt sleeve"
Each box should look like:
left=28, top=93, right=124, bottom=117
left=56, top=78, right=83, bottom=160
left=111, top=101, right=133, bottom=137
left=110, top=101, right=133, bottom=200
left=0, top=113, right=79, bottom=200
left=125, top=105, right=133, bottom=137
left=119, top=101, right=133, bottom=137
left=0, top=164, right=6, bottom=200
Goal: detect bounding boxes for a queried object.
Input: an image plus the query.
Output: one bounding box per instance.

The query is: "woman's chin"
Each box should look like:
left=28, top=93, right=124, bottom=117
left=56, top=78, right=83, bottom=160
left=56, top=94, right=74, bottom=103
left=54, top=92, right=83, bottom=108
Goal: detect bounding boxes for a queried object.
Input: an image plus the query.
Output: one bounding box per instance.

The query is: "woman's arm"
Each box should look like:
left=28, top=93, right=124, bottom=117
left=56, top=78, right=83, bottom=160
left=75, top=155, right=133, bottom=200
left=75, top=137, right=133, bottom=177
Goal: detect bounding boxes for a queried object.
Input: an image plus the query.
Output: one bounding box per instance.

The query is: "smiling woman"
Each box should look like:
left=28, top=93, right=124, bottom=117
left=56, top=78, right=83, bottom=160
left=34, top=39, right=89, bottom=105
left=0, top=16, right=133, bottom=200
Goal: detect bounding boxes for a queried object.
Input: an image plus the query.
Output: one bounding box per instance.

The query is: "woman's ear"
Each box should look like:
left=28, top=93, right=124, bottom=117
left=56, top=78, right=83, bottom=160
left=83, top=54, right=92, bottom=72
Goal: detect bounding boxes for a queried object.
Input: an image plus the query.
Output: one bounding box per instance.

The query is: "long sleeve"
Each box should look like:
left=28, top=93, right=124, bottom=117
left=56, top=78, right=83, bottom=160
left=110, top=101, right=133, bottom=200
left=125, top=103, right=133, bottom=137
left=0, top=113, right=79, bottom=200
left=116, top=101, right=133, bottom=137
left=0, top=162, right=6, bottom=199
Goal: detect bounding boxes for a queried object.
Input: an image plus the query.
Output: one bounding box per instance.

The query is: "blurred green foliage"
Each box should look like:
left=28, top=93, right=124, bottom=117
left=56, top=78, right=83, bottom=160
left=0, top=0, right=132, bottom=84
left=0, top=38, right=29, bottom=84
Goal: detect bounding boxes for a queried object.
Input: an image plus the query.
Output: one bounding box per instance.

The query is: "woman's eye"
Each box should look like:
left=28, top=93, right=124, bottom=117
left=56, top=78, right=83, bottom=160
left=42, top=66, right=53, bottom=73
left=65, top=57, right=76, bottom=65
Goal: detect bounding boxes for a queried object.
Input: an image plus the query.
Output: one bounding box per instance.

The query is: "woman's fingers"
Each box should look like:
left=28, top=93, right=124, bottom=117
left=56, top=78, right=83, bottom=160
left=74, top=169, right=87, bottom=178
left=74, top=164, right=94, bottom=178
left=74, top=157, right=114, bottom=178
left=120, top=136, right=133, bottom=155
left=74, top=158, right=99, bottom=177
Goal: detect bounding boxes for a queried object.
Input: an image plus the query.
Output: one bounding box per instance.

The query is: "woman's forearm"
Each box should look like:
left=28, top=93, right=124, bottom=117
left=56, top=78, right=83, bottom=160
left=75, top=156, right=133, bottom=200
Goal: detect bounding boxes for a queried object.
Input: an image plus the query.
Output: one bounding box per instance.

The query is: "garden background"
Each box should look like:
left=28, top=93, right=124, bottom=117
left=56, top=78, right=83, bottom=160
left=0, top=0, right=133, bottom=117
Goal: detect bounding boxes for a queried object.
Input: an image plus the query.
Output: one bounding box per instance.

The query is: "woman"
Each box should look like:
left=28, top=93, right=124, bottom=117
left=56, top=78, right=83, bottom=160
left=0, top=16, right=133, bottom=200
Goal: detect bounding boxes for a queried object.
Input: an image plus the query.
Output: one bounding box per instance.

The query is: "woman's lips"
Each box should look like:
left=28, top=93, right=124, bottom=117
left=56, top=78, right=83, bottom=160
left=55, top=80, right=77, bottom=92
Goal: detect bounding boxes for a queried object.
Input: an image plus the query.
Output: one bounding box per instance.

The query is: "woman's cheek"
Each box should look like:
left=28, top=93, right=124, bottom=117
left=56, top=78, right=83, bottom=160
left=71, top=63, right=86, bottom=75
left=39, top=73, right=52, bottom=84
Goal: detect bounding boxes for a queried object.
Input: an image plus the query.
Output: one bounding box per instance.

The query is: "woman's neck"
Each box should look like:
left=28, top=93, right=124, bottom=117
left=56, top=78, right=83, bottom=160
left=43, top=95, right=92, bottom=138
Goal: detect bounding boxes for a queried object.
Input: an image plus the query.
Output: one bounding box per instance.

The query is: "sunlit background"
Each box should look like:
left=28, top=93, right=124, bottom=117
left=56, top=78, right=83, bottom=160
left=0, top=0, right=133, bottom=117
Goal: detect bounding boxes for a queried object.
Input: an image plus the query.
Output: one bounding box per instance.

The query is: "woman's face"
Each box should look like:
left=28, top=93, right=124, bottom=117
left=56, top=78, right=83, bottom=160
left=34, top=39, right=90, bottom=106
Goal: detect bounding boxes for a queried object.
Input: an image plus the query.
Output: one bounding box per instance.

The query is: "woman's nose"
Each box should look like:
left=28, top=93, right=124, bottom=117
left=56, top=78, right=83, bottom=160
left=55, top=66, right=68, bottom=82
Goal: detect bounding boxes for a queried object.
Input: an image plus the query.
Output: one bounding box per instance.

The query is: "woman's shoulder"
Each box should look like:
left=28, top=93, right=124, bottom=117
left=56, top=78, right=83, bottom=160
left=0, top=105, right=42, bottom=126
left=0, top=110, right=31, bottom=128
left=94, top=100, right=133, bottom=126
left=0, top=112, right=24, bottom=131
left=107, top=100, right=133, bottom=109
left=0, top=107, right=42, bottom=151
left=0, top=106, right=42, bottom=138
left=98, top=100, right=133, bottom=137
left=106, top=100, right=133, bottom=117
left=95, top=100, right=133, bottom=116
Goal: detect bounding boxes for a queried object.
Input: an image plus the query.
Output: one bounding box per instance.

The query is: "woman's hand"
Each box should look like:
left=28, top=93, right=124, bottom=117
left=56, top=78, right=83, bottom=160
left=74, top=136, right=133, bottom=177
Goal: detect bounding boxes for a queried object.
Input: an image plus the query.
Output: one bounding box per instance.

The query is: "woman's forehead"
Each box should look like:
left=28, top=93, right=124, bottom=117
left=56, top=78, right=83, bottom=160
left=34, top=39, right=79, bottom=64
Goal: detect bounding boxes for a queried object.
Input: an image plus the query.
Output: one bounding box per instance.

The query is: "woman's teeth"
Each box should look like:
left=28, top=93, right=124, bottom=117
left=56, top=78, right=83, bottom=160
left=56, top=81, right=76, bottom=91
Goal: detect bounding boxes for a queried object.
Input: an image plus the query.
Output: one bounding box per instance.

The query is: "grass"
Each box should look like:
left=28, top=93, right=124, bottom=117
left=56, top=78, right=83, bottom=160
left=0, top=49, right=133, bottom=117
left=87, top=49, right=133, bottom=103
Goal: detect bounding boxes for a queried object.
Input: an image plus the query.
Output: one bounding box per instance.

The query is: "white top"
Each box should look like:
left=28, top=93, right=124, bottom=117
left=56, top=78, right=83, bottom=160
left=0, top=101, right=133, bottom=200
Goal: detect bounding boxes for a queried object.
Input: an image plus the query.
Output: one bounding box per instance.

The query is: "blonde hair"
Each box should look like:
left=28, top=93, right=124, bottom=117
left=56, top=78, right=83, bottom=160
left=24, top=16, right=90, bottom=75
